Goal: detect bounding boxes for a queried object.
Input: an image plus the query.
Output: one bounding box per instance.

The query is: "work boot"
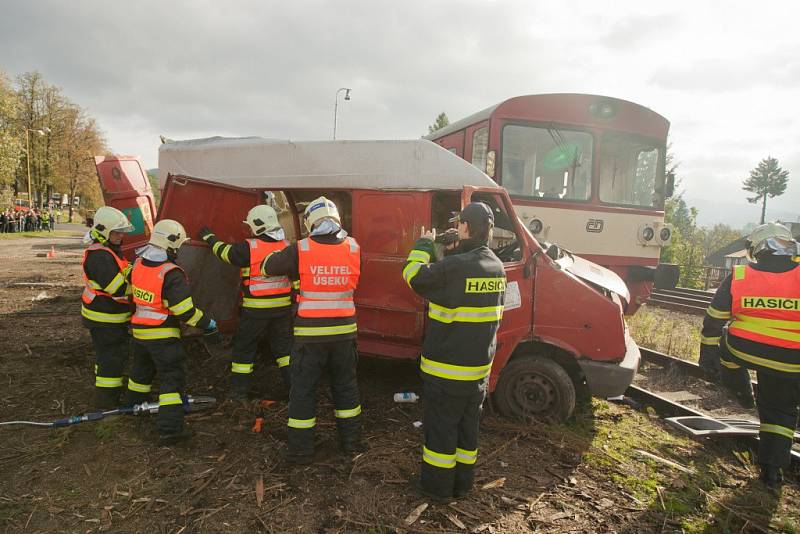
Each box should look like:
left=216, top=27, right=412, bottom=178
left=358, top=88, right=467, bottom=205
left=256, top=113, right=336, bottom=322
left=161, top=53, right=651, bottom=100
left=341, top=440, right=368, bottom=456
left=94, top=388, right=121, bottom=410
left=759, top=464, right=783, bottom=491
left=158, top=427, right=194, bottom=446
left=408, top=474, right=452, bottom=504
left=280, top=445, right=313, bottom=465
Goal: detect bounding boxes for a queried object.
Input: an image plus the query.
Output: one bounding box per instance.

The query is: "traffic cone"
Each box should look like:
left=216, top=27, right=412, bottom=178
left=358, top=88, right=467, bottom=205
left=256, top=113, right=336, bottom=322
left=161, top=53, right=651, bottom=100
left=46, top=246, right=56, bottom=259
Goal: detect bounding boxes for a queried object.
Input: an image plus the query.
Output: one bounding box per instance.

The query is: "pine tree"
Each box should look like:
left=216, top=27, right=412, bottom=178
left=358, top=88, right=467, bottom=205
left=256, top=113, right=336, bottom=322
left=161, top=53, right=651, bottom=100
left=427, top=112, right=449, bottom=135
left=742, top=156, right=789, bottom=224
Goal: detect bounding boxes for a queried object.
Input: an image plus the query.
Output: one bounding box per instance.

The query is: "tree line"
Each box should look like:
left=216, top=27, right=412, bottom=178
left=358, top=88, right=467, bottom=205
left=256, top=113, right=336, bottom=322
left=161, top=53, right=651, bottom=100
left=0, top=70, right=105, bottom=222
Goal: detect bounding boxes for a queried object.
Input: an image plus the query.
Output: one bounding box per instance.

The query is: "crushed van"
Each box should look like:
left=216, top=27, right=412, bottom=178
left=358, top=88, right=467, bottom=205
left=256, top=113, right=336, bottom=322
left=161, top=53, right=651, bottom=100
left=95, top=138, right=639, bottom=421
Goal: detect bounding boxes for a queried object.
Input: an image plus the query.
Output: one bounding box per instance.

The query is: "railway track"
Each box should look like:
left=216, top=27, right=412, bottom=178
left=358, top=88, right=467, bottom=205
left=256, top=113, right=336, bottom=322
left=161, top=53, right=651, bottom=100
left=646, top=287, right=714, bottom=315
left=624, top=347, right=800, bottom=465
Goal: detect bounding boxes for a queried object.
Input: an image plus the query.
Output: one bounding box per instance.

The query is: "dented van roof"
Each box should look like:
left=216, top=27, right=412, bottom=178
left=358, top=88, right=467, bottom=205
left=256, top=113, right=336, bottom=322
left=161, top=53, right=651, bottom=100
left=157, top=137, right=498, bottom=190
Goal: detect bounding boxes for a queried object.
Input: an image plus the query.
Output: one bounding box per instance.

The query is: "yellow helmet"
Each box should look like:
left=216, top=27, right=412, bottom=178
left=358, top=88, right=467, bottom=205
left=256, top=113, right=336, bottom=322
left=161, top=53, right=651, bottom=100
left=92, top=206, right=133, bottom=241
left=149, top=219, right=189, bottom=251
left=244, top=205, right=280, bottom=236
left=303, top=196, right=340, bottom=232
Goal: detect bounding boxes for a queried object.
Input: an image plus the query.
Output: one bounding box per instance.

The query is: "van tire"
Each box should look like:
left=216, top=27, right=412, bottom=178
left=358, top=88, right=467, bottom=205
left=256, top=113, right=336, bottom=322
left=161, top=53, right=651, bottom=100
left=493, top=356, right=576, bottom=423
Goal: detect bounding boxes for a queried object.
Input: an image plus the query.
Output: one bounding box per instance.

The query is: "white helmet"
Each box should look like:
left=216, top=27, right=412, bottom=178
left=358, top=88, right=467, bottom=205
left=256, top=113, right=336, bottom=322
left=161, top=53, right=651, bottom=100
left=244, top=205, right=280, bottom=236
left=92, top=206, right=134, bottom=241
left=149, top=219, right=189, bottom=251
left=747, top=222, right=798, bottom=260
left=303, top=196, right=340, bottom=232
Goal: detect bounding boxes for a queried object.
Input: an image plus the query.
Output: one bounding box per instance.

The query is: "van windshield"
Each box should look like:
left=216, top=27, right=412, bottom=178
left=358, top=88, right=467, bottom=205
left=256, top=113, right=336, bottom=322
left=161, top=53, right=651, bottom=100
left=501, top=124, right=592, bottom=201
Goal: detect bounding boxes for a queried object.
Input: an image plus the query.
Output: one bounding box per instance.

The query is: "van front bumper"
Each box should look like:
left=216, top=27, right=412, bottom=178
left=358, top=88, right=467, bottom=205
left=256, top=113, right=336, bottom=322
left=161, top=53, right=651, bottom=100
left=577, top=333, right=640, bottom=398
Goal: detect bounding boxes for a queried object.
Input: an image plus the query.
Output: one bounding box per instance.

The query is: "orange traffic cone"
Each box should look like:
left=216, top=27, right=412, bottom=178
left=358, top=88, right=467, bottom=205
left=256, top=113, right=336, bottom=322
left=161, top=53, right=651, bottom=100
left=46, top=246, right=56, bottom=259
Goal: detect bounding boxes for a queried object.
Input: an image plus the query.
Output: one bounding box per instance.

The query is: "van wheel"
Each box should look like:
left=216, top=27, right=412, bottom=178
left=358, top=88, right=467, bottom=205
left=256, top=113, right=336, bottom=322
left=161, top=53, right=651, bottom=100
left=493, top=356, right=576, bottom=422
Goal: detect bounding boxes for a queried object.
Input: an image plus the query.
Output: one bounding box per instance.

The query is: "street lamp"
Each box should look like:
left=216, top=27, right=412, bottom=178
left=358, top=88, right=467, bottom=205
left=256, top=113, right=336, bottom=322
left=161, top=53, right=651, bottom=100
left=333, top=87, right=351, bottom=140
left=25, top=127, right=50, bottom=208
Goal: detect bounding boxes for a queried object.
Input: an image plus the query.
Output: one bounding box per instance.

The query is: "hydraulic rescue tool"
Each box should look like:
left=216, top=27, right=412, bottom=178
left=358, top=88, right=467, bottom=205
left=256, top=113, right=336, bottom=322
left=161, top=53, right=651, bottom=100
left=0, top=395, right=216, bottom=428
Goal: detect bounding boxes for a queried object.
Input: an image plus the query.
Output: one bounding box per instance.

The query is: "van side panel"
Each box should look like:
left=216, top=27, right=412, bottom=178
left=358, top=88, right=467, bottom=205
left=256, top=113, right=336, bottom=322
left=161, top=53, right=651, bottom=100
left=353, top=191, right=425, bottom=358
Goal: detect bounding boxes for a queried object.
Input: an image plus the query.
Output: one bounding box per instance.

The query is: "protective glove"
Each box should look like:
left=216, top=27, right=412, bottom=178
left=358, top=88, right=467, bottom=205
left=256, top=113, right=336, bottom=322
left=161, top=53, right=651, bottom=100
left=203, top=319, right=223, bottom=345
left=198, top=226, right=215, bottom=242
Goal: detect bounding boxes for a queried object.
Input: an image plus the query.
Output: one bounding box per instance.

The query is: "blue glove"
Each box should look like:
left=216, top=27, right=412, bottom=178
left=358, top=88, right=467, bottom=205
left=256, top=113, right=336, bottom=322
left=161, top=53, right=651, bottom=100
left=203, top=319, right=222, bottom=345
left=206, top=318, right=217, bottom=331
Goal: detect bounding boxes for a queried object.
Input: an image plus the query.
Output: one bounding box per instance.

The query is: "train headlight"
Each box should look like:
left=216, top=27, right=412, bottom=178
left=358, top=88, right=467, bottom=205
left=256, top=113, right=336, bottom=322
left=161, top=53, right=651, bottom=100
left=638, top=223, right=656, bottom=245
left=659, top=227, right=671, bottom=242
left=528, top=218, right=543, bottom=234
left=642, top=227, right=654, bottom=241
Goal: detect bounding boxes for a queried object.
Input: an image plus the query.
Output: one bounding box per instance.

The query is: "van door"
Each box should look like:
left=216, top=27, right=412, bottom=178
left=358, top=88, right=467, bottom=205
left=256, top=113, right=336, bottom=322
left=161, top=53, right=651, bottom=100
left=94, top=156, right=157, bottom=258
left=352, top=190, right=426, bottom=358
left=158, top=174, right=264, bottom=329
left=462, top=186, right=534, bottom=388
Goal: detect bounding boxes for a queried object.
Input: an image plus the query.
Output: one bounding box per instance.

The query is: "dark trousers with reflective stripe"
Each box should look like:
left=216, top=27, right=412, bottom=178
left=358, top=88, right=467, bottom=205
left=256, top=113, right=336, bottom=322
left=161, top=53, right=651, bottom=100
left=89, top=325, right=130, bottom=408
left=287, top=340, right=361, bottom=456
left=126, top=340, right=187, bottom=436
left=421, top=380, right=484, bottom=498
left=231, top=311, right=293, bottom=395
left=756, top=371, right=800, bottom=469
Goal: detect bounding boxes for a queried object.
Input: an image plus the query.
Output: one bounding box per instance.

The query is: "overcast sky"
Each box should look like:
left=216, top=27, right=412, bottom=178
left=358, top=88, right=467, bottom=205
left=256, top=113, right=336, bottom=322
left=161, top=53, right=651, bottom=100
left=1, top=0, right=798, bottom=226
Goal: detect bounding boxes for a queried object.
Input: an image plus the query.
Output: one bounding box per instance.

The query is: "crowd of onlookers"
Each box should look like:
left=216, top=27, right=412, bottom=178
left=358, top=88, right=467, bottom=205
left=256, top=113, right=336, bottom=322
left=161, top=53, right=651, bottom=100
left=0, top=207, right=62, bottom=233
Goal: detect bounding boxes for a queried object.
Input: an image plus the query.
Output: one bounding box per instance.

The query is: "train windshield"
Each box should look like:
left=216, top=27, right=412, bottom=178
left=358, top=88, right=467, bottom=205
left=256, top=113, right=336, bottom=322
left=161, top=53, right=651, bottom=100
left=500, top=124, right=592, bottom=201
left=598, top=132, right=664, bottom=209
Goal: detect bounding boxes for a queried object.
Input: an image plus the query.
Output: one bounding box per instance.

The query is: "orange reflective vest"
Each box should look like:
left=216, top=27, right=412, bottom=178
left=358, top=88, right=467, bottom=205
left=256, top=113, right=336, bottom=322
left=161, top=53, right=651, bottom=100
left=130, top=258, right=182, bottom=326
left=729, top=264, right=800, bottom=349
left=296, top=237, right=360, bottom=318
left=81, top=243, right=130, bottom=306
left=242, top=238, right=292, bottom=297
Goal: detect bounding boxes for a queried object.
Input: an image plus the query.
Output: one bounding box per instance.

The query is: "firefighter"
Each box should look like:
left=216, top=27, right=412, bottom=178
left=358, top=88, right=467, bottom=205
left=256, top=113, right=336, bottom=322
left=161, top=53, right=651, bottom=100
left=403, top=202, right=506, bottom=500
left=261, top=196, right=362, bottom=463
left=125, top=219, right=221, bottom=445
left=198, top=205, right=293, bottom=399
left=81, top=206, right=135, bottom=408
left=700, top=222, right=800, bottom=488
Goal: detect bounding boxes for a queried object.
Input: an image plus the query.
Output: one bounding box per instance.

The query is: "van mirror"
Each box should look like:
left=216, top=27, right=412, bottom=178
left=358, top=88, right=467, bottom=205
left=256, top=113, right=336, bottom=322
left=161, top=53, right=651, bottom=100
left=546, top=244, right=560, bottom=260
left=665, top=172, right=675, bottom=198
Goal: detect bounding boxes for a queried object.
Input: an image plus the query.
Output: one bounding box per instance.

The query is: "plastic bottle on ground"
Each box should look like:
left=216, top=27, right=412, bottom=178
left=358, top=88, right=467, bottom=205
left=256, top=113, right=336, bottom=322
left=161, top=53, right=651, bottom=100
left=393, top=392, right=419, bottom=403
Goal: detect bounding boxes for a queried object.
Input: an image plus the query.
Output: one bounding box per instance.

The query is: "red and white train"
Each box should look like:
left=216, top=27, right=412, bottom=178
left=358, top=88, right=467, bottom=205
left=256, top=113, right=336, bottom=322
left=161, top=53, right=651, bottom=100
left=426, top=94, right=674, bottom=314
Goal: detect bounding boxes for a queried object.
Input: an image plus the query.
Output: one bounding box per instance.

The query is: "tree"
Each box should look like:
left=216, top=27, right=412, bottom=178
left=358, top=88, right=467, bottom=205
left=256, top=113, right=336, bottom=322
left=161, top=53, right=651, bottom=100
left=427, top=112, right=449, bottom=135
left=0, top=71, right=21, bottom=191
left=742, top=156, right=789, bottom=224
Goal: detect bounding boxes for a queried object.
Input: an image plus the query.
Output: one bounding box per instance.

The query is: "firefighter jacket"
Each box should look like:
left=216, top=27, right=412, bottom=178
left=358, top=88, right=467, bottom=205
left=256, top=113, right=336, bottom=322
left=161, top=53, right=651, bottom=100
left=701, top=255, right=800, bottom=379
left=404, top=237, right=506, bottom=394
left=81, top=241, right=131, bottom=327
left=204, top=234, right=293, bottom=316
left=130, top=257, right=211, bottom=341
left=262, top=232, right=360, bottom=343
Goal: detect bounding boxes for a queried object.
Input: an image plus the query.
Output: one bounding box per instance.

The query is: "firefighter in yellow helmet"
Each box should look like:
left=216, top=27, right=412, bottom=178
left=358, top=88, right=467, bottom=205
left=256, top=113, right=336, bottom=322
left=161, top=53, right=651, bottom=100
left=81, top=206, right=134, bottom=408
left=198, top=205, right=294, bottom=400
left=700, top=222, right=800, bottom=489
left=261, top=196, right=363, bottom=464
left=125, top=219, right=221, bottom=445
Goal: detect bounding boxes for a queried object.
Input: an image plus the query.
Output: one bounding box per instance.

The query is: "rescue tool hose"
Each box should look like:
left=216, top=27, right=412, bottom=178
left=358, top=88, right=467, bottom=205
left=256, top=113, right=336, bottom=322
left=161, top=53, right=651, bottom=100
left=0, top=395, right=216, bottom=428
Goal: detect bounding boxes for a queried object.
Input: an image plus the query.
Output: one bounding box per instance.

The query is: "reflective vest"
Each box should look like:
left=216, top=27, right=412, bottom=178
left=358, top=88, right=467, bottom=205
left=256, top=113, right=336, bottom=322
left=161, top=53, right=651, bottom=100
left=241, top=238, right=292, bottom=308
left=81, top=243, right=131, bottom=323
left=729, top=264, right=800, bottom=349
left=296, top=237, right=360, bottom=318
left=130, top=258, right=182, bottom=330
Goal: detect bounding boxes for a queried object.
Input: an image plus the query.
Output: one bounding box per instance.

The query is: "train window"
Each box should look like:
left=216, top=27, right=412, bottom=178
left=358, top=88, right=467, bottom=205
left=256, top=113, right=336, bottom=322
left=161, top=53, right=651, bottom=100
left=288, top=190, right=352, bottom=239
left=598, top=133, right=664, bottom=208
left=471, top=127, right=488, bottom=173
left=501, top=124, right=592, bottom=201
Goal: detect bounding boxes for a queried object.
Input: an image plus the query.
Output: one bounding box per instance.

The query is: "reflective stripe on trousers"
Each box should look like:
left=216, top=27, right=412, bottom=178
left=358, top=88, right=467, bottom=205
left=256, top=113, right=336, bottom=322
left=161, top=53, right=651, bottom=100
left=334, top=405, right=361, bottom=419
left=420, top=356, right=492, bottom=381
left=95, top=376, right=123, bottom=388
left=294, top=324, right=357, bottom=337
left=159, top=392, right=183, bottom=406
left=288, top=417, right=316, bottom=429
left=132, top=327, right=181, bottom=340
left=422, top=446, right=456, bottom=469
left=81, top=306, right=131, bottom=324
left=127, top=379, right=152, bottom=393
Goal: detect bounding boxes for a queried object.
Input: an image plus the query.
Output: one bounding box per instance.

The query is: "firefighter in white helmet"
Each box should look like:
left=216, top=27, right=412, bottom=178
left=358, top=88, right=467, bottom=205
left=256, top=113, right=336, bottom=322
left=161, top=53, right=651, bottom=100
left=81, top=206, right=135, bottom=408
left=198, top=205, right=294, bottom=400
left=125, top=219, right=221, bottom=445
left=261, top=196, right=363, bottom=464
left=700, top=222, right=800, bottom=489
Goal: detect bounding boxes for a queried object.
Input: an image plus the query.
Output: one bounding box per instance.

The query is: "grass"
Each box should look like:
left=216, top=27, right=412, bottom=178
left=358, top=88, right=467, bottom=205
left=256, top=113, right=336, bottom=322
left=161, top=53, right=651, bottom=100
left=627, top=305, right=703, bottom=361
left=0, top=229, right=81, bottom=240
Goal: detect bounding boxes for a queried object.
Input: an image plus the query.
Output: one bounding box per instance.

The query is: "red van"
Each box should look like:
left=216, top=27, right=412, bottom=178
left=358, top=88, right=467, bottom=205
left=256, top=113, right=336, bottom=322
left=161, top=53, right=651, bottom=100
left=95, top=138, right=639, bottom=421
